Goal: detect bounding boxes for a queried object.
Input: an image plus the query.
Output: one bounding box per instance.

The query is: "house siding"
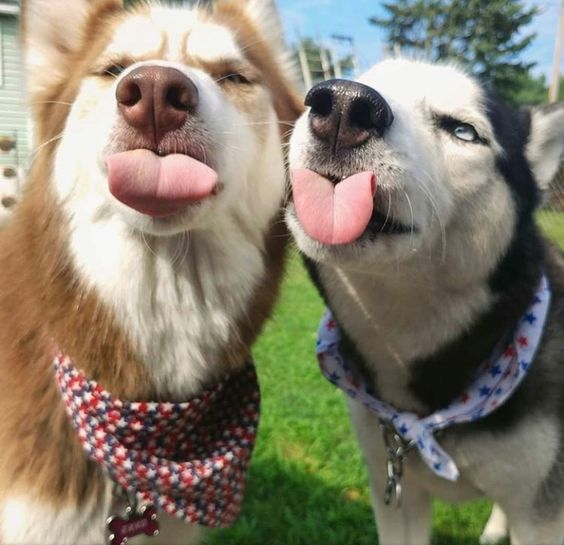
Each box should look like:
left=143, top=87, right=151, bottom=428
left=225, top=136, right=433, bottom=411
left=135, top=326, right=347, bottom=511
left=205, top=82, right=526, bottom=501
left=0, top=13, right=29, bottom=168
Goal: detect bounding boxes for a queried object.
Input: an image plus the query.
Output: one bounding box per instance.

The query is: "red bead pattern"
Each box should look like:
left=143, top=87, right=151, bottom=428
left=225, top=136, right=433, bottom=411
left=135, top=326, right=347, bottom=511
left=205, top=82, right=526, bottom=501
left=54, top=355, right=260, bottom=528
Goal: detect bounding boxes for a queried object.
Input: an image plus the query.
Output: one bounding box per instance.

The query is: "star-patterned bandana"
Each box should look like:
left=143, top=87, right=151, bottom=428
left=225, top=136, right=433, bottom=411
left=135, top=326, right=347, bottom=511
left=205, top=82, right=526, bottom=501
left=54, top=355, right=260, bottom=528
left=316, top=275, right=551, bottom=481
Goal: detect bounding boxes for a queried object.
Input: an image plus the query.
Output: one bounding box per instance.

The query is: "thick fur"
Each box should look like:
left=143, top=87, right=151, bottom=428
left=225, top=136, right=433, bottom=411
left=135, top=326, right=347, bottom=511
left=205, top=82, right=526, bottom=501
left=0, top=1, right=302, bottom=544
left=287, top=59, right=564, bottom=545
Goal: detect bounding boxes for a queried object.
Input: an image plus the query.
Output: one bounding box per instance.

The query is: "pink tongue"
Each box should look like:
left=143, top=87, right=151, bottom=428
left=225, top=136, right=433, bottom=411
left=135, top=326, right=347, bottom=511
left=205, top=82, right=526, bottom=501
left=106, top=150, right=218, bottom=217
left=291, top=169, right=376, bottom=245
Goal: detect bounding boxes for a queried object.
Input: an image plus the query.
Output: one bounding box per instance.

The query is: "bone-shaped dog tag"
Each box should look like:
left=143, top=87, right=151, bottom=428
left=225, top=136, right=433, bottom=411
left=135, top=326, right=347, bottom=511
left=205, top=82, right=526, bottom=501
left=107, top=505, right=160, bottom=545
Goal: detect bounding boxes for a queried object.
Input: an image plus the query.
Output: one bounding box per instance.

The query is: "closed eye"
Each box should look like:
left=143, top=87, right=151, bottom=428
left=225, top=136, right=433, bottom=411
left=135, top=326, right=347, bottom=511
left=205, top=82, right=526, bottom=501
left=103, top=64, right=127, bottom=78
left=218, top=72, right=251, bottom=85
left=92, top=58, right=132, bottom=79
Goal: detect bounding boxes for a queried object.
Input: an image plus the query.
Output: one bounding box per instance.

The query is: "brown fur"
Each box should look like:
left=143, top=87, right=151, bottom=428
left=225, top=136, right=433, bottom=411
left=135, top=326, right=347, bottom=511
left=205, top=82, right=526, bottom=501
left=212, top=1, right=303, bottom=127
left=0, top=0, right=302, bottom=517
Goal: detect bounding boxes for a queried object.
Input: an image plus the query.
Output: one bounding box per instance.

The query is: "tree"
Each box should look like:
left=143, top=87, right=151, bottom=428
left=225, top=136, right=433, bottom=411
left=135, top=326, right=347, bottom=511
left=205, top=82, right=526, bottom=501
left=506, top=72, right=548, bottom=105
left=370, top=0, right=540, bottom=104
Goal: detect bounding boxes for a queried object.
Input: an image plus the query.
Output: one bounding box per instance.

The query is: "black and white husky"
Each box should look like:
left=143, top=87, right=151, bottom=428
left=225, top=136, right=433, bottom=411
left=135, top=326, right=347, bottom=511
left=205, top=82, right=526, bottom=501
left=286, top=59, right=564, bottom=545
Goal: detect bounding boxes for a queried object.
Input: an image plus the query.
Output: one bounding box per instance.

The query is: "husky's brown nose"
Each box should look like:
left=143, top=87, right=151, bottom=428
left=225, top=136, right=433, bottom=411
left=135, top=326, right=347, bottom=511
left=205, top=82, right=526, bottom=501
left=306, top=79, right=393, bottom=150
left=116, top=66, right=198, bottom=145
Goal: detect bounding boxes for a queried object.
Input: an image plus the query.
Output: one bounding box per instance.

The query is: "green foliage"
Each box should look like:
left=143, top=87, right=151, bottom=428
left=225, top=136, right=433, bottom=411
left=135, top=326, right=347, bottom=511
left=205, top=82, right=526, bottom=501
left=538, top=211, right=564, bottom=248
left=504, top=72, right=548, bottom=105
left=370, top=0, right=541, bottom=105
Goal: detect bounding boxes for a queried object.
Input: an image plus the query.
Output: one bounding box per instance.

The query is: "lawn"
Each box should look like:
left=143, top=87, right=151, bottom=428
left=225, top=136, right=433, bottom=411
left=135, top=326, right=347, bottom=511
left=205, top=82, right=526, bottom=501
left=206, top=214, right=564, bottom=545
left=538, top=210, right=564, bottom=247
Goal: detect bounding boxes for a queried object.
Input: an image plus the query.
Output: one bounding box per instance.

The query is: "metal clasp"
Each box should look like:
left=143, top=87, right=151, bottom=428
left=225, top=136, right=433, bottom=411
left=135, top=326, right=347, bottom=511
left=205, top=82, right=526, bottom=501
left=380, top=421, right=414, bottom=509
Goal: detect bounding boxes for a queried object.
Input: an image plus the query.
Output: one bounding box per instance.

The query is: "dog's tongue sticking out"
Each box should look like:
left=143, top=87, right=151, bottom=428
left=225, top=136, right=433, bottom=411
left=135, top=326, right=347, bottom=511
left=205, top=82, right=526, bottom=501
left=107, top=150, right=218, bottom=217
left=291, top=169, right=376, bottom=245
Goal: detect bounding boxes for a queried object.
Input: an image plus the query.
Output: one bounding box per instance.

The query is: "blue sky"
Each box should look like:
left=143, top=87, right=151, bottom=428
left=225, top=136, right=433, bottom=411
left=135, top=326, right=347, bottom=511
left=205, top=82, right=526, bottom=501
left=277, top=0, right=563, bottom=80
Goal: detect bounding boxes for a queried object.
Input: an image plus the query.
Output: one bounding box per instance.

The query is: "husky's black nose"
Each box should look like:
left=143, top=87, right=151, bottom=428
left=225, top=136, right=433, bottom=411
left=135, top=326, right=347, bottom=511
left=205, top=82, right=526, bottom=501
left=306, top=80, right=393, bottom=149
left=116, top=66, right=198, bottom=146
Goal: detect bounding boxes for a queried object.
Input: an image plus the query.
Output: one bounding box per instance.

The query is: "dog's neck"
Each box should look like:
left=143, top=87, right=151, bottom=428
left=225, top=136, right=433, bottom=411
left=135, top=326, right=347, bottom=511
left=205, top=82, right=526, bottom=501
left=66, top=211, right=273, bottom=399
left=316, top=261, right=490, bottom=411
left=312, top=226, right=543, bottom=412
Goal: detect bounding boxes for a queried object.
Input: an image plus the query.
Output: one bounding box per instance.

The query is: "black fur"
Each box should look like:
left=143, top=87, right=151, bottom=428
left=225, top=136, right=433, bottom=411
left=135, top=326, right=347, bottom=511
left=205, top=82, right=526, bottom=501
left=409, top=96, right=545, bottom=415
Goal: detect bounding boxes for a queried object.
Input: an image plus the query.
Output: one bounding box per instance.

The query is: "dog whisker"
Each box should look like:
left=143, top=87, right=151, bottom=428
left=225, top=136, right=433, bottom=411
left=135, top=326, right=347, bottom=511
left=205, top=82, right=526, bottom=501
left=30, top=101, right=73, bottom=107
left=415, top=171, right=447, bottom=263
left=402, top=190, right=415, bottom=250
left=30, top=132, right=65, bottom=159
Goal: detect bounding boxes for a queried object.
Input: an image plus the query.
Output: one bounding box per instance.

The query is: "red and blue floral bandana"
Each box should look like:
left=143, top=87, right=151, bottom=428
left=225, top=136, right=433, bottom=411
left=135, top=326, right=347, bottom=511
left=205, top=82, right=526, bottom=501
left=54, top=355, right=260, bottom=528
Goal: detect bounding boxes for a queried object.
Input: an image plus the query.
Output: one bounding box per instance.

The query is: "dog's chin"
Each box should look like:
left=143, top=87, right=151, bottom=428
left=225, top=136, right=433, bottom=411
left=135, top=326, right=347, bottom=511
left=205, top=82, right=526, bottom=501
left=286, top=204, right=424, bottom=269
left=112, top=197, right=221, bottom=237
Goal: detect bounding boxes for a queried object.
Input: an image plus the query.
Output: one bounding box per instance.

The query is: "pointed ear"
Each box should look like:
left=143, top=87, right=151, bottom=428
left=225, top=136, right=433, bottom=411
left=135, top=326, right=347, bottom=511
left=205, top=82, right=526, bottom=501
left=21, top=0, right=123, bottom=99
left=243, top=0, right=286, bottom=51
left=526, top=103, right=564, bottom=190
left=214, top=0, right=286, bottom=55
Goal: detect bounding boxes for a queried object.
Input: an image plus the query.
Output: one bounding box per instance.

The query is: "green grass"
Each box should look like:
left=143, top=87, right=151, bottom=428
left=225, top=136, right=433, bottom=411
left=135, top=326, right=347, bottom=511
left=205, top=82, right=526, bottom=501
left=205, top=216, right=563, bottom=545
left=205, top=252, right=492, bottom=545
left=538, top=210, right=564, bottom=248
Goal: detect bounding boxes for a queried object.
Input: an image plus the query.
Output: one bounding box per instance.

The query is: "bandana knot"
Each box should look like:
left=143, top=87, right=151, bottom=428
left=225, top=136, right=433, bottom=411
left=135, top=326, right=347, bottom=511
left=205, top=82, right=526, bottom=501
left=55, top=355, right=260, bottom=528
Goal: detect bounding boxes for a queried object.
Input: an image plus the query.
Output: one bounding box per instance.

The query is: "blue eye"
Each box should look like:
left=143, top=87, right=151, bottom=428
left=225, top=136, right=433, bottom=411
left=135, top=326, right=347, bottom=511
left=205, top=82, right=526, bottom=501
left=437, top=116, right=485, bottom=144
left=453, top=123, right=479, bottom=142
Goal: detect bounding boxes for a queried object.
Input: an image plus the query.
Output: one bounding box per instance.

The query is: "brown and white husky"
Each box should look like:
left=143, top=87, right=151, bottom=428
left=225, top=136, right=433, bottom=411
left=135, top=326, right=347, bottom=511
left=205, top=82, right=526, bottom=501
left=0, top=1, right=301, bottom=543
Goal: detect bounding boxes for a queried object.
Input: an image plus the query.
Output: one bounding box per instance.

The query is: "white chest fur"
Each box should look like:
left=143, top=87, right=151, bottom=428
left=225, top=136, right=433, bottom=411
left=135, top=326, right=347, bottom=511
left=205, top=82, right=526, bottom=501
left=318, top=262, right=492, bottom=411
left=66, top=214, right=267, bottom=399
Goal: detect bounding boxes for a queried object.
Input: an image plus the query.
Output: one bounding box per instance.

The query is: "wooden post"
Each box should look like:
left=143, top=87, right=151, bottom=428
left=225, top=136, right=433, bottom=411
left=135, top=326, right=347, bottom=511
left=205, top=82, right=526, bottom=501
left=549, top=0, right=564, bottom=103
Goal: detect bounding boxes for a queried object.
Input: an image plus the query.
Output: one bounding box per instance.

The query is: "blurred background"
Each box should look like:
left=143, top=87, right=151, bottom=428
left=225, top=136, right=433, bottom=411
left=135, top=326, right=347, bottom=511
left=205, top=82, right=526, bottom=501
left=279, top=0, right=563, bottom=104
left=0, top=1, right=562, bottom=543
